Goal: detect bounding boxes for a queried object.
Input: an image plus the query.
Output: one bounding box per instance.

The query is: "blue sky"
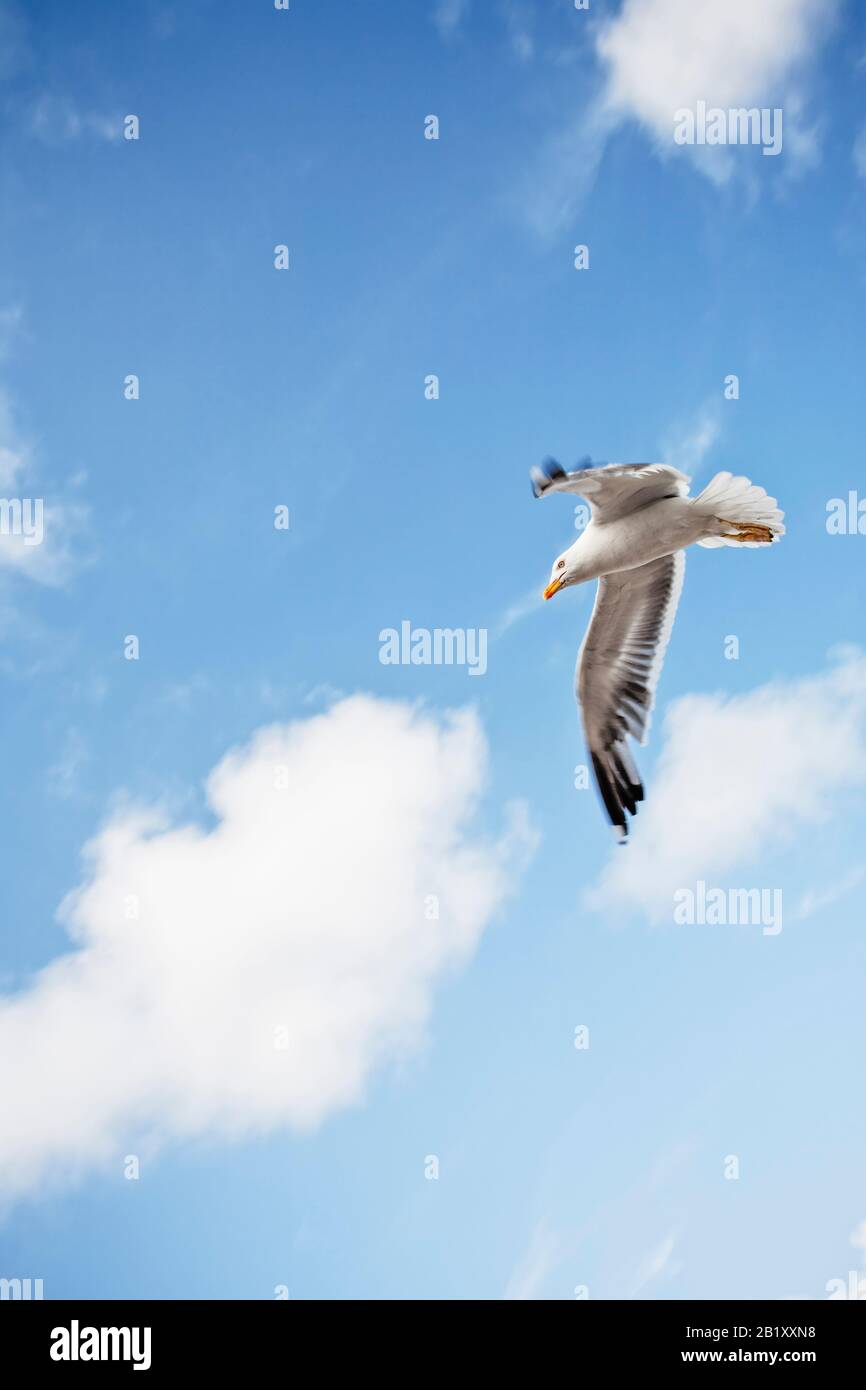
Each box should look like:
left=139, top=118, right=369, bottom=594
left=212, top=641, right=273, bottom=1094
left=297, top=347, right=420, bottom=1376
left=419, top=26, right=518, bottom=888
left=1, top=0, right=866, bottom=1300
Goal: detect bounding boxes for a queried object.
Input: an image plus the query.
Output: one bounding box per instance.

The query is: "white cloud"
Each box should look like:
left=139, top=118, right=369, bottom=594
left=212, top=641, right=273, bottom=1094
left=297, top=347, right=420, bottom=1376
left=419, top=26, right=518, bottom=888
left=525, top=0, right=836, bottom=234
left=588, top=650, right=866, bottom=919
left=596, top=0, right=833, bottom=183
left=853, top=124, right=866, bottom=180
left=0, top=696, right=534, bottom=1201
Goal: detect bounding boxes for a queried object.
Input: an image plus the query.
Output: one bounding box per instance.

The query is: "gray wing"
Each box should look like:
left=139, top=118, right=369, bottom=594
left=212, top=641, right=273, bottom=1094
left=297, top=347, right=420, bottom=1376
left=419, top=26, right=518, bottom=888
left=577, top=551, right=685, bottom=841
left=531, top=457, right=691, bottom=523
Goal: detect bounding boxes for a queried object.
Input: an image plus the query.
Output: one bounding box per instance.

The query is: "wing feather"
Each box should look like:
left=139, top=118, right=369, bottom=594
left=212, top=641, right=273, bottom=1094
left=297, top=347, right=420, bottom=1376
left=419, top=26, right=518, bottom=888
left=577, top=551, right=685, bottom=840
left=531, top=457, right=691, bottom=523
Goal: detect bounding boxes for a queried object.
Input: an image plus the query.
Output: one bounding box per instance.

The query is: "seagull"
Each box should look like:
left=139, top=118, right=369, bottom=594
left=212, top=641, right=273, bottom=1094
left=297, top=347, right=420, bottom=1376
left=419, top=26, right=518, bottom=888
left=531, top=457, right=784, bottom=842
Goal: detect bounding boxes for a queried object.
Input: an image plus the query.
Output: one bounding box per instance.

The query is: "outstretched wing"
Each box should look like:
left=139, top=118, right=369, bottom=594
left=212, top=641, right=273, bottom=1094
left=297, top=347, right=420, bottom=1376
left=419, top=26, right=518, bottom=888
left=577, top=551, right=685, bottom=841
left=531, top=457, right=691, bottom=524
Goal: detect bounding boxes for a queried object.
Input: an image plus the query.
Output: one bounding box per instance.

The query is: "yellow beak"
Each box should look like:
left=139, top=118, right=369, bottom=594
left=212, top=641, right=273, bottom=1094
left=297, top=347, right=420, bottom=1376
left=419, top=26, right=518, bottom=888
left=543, top=576, right=563, bottom=600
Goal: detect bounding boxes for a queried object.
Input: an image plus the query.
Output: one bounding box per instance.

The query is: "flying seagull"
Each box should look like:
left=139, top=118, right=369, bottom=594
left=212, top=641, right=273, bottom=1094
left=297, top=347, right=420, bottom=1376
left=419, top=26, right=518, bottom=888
left=531, top=457, right=784, bottom=842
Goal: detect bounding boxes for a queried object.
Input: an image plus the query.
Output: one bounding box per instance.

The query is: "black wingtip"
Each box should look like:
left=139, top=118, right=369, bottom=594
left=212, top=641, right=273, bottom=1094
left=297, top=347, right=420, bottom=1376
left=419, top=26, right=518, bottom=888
left=591, top=752, right=629, bottom=841
left=541, top=455, right=567, bottom=481
left=530, top=454, right=600, bottom=498
left=530, top=456, right=567, bottom=498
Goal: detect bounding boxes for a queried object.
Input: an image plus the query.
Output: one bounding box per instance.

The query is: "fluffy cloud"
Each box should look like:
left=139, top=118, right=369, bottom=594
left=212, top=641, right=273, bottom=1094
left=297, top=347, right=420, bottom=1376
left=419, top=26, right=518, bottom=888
left=526, top=0, right=837, bottom=233
left=596, top=0, right=834, bottom=181
left=588, top=650, right=866, bottom=918
left=0, top=696, right=533, bottom=1200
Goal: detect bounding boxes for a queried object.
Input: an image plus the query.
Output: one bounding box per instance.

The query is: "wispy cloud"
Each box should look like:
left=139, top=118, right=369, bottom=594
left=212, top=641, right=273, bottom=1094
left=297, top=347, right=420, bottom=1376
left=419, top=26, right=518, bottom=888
left=503, top=0, right=534, bottom=64
left=519, top=104, right=614, bottom=240
left=504, top=1220, right=560, bottom=1300
left=794, top=865, right=866, bottom=922
left=0, top=0, right=29, bottom=81
left=47, top=729, right=88, bottom=801
left=27, top=94, right=124, bottom=144
left=433, top=0, right=470, bottom=41
left=3, top=4, right=121, bottom=144
left=0, top=304, right=23, bottom=363
left=661, top=403, right=721, bottom=478
left=631, top=1231, right=679, bottom=1297
left=494, top=582, right=542, bottom=638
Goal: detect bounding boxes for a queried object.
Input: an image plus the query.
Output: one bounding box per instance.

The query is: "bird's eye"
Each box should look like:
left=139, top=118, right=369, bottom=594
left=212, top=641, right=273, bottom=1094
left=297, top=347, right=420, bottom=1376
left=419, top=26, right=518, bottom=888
left=557, top=560, right=565, bottom=570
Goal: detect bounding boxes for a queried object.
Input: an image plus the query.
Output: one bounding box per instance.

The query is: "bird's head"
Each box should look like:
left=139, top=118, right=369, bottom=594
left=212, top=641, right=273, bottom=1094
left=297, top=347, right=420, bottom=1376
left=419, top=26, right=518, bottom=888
left=543, top=547, right=578, bottom=600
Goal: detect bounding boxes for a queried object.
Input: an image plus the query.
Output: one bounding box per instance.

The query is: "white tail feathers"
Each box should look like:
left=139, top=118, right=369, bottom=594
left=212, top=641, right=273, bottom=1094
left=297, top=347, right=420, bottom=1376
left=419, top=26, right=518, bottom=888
left=694, top=471, right=785, bottom=548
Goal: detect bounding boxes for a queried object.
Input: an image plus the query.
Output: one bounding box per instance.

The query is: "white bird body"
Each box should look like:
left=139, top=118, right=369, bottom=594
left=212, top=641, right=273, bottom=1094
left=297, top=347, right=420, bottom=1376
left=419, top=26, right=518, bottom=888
left=563, top=497, right=707, bottom=583
left=530, top=457, right=785, bottom=840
